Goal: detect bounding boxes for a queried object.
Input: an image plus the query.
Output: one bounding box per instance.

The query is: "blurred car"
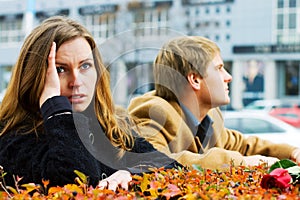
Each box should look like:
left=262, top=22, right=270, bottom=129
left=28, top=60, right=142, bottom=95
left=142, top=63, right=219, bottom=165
left=222, top=111, right=300, bottom=147
left=269, top=105, right=300, bottom=128
left=243, top=99, right=295, bottom=112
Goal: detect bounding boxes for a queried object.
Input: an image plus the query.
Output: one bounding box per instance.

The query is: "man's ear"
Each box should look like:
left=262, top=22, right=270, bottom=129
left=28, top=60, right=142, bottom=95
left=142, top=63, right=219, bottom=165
left=187, top=73, right=201, bottom=90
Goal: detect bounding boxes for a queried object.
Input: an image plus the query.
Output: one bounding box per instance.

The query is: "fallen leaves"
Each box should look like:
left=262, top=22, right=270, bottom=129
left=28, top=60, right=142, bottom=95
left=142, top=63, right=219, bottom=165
left=0, top=162, right=300, bottom=199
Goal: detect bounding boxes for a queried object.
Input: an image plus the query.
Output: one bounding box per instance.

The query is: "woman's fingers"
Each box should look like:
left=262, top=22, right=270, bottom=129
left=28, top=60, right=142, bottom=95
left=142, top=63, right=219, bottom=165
left=48, top=42, right=56, bottom=73
left=107, top=179, right=119, bottom=191
left=98, top=180, right=108, bottom=189
left=40, top=42, right=60, bottom=107
left=120, top=178, right=130, bottom=191
left=244, top=155, right=279, bottom=166
left=98, top=170, right=132, bottom=191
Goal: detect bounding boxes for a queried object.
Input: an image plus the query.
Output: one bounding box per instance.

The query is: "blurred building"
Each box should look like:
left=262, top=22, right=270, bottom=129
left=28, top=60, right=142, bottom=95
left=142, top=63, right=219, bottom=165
left=0, top=0, right=300, bottom=108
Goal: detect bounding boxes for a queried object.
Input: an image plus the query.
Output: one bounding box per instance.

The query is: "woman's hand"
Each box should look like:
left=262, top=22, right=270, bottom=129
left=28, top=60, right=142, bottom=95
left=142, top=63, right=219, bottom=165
left=40, top=42, right=61, bottom=107
left=244, top=155, right=279, bottom=166
left=98, top=170, right=132, bottom=191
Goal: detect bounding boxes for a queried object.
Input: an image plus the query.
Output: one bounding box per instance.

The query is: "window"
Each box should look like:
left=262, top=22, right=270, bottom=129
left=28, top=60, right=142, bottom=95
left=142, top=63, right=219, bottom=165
left=204, top=21, right=210, bottom=27
left=277, top=34, right=283, bottom=44
left=215, top=21, right=220, bottom=27
left=185, top=9, right=190, bottom=16
left=82, top=13, right=117, bottom=43
left=275, top=0, right=300, bottom=44
left=134, top=11, right=145, bottom=23
left=285, top=63, right=299, bottom=96
left=0, top=16, right=23, bottom=44
left=225, top=118, right=285, bottom=133
left=226, top=34, right=231, bottom=41
left=132, top=9, right=169, bottom=36
left=205, top=7, right=210, bottom=14
left=289, top=13, right=296, bottom=29
left=277, top=14, right=284, bottom=29
left=185, top=22, right=190, bottom=29
left=226, top=20, right=231, bottom=27
left=289, top=0, right=296, bottom=7
left=241, top=119, right=284, bottom=133
left=278, top=0, right=284, bottom=8
left=226, top=6, right=231, bottom=13
left=215, top=35, right=220, bottom=41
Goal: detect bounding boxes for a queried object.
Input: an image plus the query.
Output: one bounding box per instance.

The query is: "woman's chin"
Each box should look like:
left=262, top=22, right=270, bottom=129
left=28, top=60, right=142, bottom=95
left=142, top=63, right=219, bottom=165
left=72, top=104, right=88, bottom=113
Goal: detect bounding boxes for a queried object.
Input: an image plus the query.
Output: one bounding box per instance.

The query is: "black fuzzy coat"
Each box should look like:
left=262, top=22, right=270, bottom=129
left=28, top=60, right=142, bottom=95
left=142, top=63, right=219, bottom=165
left=0, top=96, right=179, bottom=187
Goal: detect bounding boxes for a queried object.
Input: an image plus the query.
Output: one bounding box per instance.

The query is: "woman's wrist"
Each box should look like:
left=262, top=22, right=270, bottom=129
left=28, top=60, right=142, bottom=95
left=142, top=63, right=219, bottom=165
left=47, top=111, right=72, bottom=120
left=40, top=96, right=72, bottom=121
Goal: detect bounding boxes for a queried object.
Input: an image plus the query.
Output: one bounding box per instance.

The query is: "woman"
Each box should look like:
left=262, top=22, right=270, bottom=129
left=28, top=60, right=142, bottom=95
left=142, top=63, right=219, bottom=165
left=0, top=16, right=178, bottom=190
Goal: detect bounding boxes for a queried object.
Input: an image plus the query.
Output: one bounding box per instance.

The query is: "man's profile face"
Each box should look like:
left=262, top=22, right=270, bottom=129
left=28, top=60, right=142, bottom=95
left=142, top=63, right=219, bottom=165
left=198, top=53, right=232, bottom=108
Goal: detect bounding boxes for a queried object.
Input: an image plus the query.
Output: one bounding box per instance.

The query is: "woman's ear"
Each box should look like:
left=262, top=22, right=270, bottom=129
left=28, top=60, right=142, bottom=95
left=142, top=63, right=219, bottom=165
left=187, top=73, right=201, bottom=90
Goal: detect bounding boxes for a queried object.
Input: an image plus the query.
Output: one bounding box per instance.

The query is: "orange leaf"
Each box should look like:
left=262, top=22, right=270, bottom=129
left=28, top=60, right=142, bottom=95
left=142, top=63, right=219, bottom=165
left=64, top=184, right=84, bottom=194
left=42, top=179, right=50, bottom=188
left=48, top=186, right=63, bottom=195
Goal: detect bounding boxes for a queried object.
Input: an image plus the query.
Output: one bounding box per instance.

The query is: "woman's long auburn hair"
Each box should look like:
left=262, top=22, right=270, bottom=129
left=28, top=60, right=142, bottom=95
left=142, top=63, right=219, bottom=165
left=0, top=16, right=133, bottom=150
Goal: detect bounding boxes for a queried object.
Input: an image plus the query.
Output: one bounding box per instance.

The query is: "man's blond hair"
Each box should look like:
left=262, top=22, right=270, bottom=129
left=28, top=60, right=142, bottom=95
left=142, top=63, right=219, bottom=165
left=154, top=36, right=220, bottom=101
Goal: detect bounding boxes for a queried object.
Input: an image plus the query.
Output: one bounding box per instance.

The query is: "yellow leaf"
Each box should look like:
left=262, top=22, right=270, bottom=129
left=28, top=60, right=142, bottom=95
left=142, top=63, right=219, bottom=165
left=64, top=184, right=84, bottom=194
left=21, top=183, right=40, bottom=193
left=140, top=173, right=150, bottom=192
left=149, top=188, right=158, bottom=198
left=6, top=186, right=18, bottom=195
left=74, top=177, right=84, bottom=186
left=183, top=193, right=198, bottom=200
left=74, top=170, right=88, bottom=184
left=132, top=174, right=143, bottom=181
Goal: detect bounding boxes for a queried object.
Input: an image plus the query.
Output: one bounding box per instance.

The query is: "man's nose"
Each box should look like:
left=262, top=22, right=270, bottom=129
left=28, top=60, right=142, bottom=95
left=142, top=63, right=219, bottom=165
left=225, top=70, right=232, bottom=82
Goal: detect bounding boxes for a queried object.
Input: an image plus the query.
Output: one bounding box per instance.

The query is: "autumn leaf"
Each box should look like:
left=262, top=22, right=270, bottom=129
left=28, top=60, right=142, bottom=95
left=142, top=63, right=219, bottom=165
left=21, top=183, right=40, bottom=193
left=64, top=184, right=84, bottom=194
left=162, top=184, right=181, bottom=198
left=6, top=186, right=18, bottom=195
left=42, top=179, right=50, bottom=188
left=192, top=164, right=204, bottom=172
left=140, top=173, right=150, bottom=192
left=48, top=186, right=63, bottom=195
left=74, top=170, right=88, bottom=184
left=1, top=160, right=300, bottom=199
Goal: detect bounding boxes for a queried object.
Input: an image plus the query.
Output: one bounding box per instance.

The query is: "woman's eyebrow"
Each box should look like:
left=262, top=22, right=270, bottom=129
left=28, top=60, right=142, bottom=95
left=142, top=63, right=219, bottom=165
left=55, top=58, right=94, bottom=66
left=79, top=58, right=94, bottom=64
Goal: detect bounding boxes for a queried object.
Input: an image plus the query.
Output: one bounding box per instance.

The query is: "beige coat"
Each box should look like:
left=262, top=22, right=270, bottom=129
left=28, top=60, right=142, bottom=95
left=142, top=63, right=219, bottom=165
left=128, top=91, right=296, bottom=169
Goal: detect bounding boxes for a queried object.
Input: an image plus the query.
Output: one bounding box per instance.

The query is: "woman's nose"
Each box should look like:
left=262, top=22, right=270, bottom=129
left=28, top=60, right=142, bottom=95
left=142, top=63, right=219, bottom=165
left=69, top=70, right=82, bottom=87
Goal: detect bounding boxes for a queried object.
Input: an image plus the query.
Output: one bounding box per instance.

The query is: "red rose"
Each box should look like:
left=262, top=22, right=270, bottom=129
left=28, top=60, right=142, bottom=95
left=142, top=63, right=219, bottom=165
left=261, top=168, right=292, bottom=189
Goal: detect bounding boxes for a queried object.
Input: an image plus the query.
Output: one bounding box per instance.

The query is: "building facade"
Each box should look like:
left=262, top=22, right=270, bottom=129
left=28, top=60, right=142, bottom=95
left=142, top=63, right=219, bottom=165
left=0, top=0, right=300, bottom=108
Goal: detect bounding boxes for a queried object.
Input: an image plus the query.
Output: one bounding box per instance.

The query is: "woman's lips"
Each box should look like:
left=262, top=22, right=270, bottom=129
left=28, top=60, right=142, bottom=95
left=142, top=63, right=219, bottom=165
left=68, top=95, right=85, bottom=104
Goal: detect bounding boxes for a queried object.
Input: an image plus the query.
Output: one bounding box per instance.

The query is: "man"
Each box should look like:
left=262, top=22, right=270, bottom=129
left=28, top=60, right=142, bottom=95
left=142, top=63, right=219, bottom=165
left=128, top=36, right=300, bottom=169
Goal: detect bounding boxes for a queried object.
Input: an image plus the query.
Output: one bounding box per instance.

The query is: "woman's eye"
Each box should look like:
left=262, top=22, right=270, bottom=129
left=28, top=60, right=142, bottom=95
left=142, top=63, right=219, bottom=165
left=56, top=66, right=65, bottom=73
left=81, top=63, right=91, bottom=70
